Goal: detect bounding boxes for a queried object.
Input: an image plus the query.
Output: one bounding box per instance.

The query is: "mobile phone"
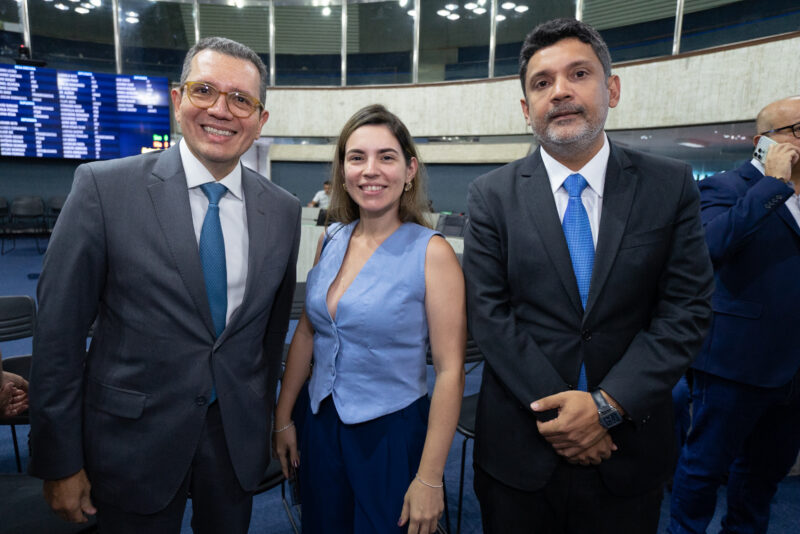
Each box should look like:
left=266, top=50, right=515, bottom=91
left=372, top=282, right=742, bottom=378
left=754, top=135, right=778, bottom=164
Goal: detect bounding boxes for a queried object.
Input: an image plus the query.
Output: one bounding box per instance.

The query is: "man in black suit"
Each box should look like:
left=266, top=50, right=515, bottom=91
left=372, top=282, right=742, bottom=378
left=463, top=19, right=714, bottom=533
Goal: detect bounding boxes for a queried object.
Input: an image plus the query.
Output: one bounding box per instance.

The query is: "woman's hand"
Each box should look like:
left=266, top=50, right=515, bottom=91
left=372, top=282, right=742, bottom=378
left=272, top=422, right=300, bottom=480
left=398, top=476, right=444, bottom=534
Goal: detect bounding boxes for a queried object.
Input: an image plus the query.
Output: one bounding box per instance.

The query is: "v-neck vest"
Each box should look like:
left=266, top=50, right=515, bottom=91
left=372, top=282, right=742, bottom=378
left=305, top=221, right=441, bottom=424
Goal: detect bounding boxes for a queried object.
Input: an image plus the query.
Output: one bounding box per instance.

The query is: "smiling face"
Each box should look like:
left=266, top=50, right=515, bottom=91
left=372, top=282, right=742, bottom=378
left=343, top=124, right=417, bottom=220
left=520, top=37, right=619, bottom=166
left=171, top=49, right=269, bottom=180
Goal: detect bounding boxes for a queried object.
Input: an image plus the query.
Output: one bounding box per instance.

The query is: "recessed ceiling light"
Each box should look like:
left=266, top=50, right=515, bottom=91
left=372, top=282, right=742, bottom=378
left=445, top=3, right=458, bottom=9
left=125, top=16, right=139, bottom=23
left=126, top=11, right=137, bottom=16
left=407, top=9, right=416, bottom=17
left=74, top=6, right=89, bottom=13
left=321, top=6, right=331, bottom=16
left=90, top=0, right=101, bottom=5
left=496, top=14, right=506, bottom=21
left=437, top=9, right=450, bottom=16
left=473, top=7, right=486, bottom=14
left=514, top=5, right=529, bottom=12
left=447, top=13, right=460, bottom=20
left=398, top=0, right=408, bottom=7
left=465, top=2, right=477, bottom=8
left=501, top=2, right=516, bottom=9
left=678, top=140, right=706, bottom=148
left=54, top=3, right=68, bottom=9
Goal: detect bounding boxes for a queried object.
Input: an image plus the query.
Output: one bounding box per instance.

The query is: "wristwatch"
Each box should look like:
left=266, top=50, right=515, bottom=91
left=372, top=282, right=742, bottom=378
left=591, top=390, right=623, bottom=429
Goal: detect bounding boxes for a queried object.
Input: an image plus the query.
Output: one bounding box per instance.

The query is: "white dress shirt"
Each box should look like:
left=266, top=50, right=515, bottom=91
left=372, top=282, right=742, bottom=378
left=180, top=139, right=249, bottom=326
left=751, top=157, right=800, bottom=228
left=541, top=133, right=610, bottom=247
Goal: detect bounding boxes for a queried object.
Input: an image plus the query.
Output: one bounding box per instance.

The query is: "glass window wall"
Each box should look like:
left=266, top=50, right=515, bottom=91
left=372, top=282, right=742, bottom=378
left=583, top=0, right=676, bottom=63
left=119, top=0, right=193, bottom=81
left=28, top=0, right=115, bottom=72
left=419, top=1, right=490, bottom=83
left=198, top=1, right=269, bottom=73
left=0, top=0, right=23, bottom=61
left=346, top=0, right=412, bottom=86
left=275, top=1, right=341, bottom=86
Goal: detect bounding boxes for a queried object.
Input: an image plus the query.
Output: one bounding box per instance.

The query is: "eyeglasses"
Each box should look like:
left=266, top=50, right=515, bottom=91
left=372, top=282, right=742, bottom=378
left=759, top=121, right=800, bottom=139
left=182, top=81, right=262, bottom=118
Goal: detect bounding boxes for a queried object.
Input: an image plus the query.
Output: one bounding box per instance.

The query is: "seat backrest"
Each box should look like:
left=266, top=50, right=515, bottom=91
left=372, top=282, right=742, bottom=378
left=290, top=282, right=307, bottom=320
left=0, top=296, right=36, bottom=342
left=435, top=213, right=469, bottom=237
left=48, top=195, right=67, bottom=213
left=10, top=197, right=45, bottom=218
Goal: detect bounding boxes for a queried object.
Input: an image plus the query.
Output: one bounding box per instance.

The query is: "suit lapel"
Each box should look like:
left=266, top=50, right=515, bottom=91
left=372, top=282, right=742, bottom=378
left=521, top=150, right=583, bottom=315
left=585, top=145, right=636, bottom=317
left=147, top=146, right=216, bottom=338
left=220, top=168, right=271, bottom=341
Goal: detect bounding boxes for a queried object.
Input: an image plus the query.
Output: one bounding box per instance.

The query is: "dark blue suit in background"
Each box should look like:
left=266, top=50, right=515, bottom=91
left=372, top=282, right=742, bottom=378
left=669, top=161, right=800, bottom=533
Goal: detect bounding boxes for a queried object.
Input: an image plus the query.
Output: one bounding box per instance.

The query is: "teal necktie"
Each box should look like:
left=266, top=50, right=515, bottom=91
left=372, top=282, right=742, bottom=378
left=199, top=182, right=228, bottom=338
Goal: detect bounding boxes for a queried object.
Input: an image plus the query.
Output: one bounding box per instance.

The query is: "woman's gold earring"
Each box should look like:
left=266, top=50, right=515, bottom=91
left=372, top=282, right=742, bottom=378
left=404, top=181, right=412, bottom=192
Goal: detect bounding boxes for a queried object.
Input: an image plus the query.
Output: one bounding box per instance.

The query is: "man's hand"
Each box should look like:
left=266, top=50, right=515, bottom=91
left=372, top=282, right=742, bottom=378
left=43, top=469, right=96, bottom=523
left=764, top=141, right=800, bottom=187
left=531, top=391, right=608, bottom=457
left=566, top=433, right=618, bottom=466
left=0, top=372, right=29, bottom=417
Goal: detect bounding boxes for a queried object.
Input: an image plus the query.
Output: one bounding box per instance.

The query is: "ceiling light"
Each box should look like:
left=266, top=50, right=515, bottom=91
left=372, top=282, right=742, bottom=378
left=478, top=0, right=487, bottom=4
left=465, top=2, right=477, bottom=8
left=90, top=0, right=101, bottom=5
left=398, top=0, right=408, bottom=7
left=437, top=9, right=450, bottom=16
left=678, top=140, right=706, bottom=148
left=496, top=14, right=506, bottom=21
left=407, top=9, right=416, bottom=17
left=54, top=2, right=68, bottom=9
left=473, top=7, right=486, bottom=14
left=74, top=6, right=88, bottom=13
left=321, top=6, right=331, bottom=15
left=445, top=3, right=458, bottom=10
left=447, top=13, right=460, bottom=20
left=80, top=2, right=94, bottom=8
left=514, top=5, right=529, bottom=12
left=501, top=2, right=516, bottom=9
left=125, top=16, right=139, bottom=23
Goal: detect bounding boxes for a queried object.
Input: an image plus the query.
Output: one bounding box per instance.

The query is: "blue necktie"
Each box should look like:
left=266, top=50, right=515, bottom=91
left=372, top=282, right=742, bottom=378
left=199, top=182, right=228, bottom=338
left=562, top=173, right=594, bottom=391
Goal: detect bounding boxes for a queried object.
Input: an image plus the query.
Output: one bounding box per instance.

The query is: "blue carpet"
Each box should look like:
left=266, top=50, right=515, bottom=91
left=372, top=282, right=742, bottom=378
left=2, top=238, right=798, bottom=532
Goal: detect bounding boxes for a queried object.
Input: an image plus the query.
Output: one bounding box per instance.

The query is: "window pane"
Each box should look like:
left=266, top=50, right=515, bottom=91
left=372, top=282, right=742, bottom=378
left=275, top=2, right=341, bottom=86
left=493, top=1, right=575, bottom=77
left=119, top=0, right=193, bottom=80
left=419, top=1, right=490, bottom=83
left=0, top=0, right=23, bottom=61
left=29, top=0, right=115, bottom=73
left=681, top=0, right=800, bottom=53
left=583, top=0, right=676, bottom=63
left=347, top=0, right=412, bottom=86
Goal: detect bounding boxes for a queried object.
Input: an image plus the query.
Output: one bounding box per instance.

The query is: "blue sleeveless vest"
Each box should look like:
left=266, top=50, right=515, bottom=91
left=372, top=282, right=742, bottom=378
left=305, top=221, right=441, bottom=424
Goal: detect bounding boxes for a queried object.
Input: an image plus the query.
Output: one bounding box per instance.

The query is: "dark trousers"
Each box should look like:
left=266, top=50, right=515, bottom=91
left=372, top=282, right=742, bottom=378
left=94, top=402, right=252, bottom=534
left=669, top=370, right=800, bottom=534
left=299, top=396, right=429, bottom=534
left=474, top=462, right=663, bottom=534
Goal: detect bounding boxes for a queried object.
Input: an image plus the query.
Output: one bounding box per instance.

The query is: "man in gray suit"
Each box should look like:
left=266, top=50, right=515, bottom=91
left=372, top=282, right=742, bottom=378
left=463, top=19, right=713, bottom=533
left=29, top=37, right=301, bottom=533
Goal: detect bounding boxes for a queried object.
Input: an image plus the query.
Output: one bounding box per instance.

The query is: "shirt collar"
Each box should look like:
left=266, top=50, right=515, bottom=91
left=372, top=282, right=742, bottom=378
left=541, top=133, right=610, bottom=197
left=179, top=138, right=243, bottom=200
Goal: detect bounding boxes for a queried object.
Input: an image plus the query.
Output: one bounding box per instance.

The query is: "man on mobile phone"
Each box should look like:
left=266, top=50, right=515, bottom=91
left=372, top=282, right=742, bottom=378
left=669, top=96, right=800, bottom=533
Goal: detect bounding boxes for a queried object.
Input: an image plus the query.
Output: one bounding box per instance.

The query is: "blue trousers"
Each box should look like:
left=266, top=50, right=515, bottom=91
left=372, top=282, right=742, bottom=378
left=299, top=396, right=429, bottom=534
left=669, top=370, right=800, bottom=534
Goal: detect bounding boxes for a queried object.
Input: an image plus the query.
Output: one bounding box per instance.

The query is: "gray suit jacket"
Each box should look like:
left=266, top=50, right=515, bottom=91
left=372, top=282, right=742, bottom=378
left=29, top=145, right=301, bottom=513
left=463, top=143, right=714, bottom=495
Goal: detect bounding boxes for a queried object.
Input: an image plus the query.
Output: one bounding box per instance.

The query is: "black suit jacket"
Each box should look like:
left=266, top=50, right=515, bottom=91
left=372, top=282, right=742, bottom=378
left=30, top=145, right=301, bottom=513
left=463, top=143, right=713, bottom=495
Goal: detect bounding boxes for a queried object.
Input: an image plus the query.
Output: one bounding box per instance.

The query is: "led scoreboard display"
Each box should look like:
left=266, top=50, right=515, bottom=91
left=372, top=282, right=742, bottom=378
left=0, top=64, right=171, bottom=160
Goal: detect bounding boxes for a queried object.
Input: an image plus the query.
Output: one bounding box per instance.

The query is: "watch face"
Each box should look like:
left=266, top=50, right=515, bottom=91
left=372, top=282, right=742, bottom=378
left=600, top=410, right=623, bottom=428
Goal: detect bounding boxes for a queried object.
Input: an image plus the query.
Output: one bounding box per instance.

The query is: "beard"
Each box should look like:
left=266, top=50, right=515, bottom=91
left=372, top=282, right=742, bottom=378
left=531, top=103, right=607, bottom=150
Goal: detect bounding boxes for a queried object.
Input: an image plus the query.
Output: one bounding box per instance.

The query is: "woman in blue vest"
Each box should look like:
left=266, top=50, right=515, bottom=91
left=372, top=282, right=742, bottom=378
left=274, top=104, right=466, bottom=534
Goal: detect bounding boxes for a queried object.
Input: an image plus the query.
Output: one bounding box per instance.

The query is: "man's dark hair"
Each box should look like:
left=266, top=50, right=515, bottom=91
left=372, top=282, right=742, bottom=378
left=518, top=18, right=612, bottom=94
left=180, top=37, right=268, bottom=103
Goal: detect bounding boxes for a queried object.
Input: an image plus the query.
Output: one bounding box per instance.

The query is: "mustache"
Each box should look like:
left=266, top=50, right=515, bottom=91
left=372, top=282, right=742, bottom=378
left=546, top=104, right=585, bottom=120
